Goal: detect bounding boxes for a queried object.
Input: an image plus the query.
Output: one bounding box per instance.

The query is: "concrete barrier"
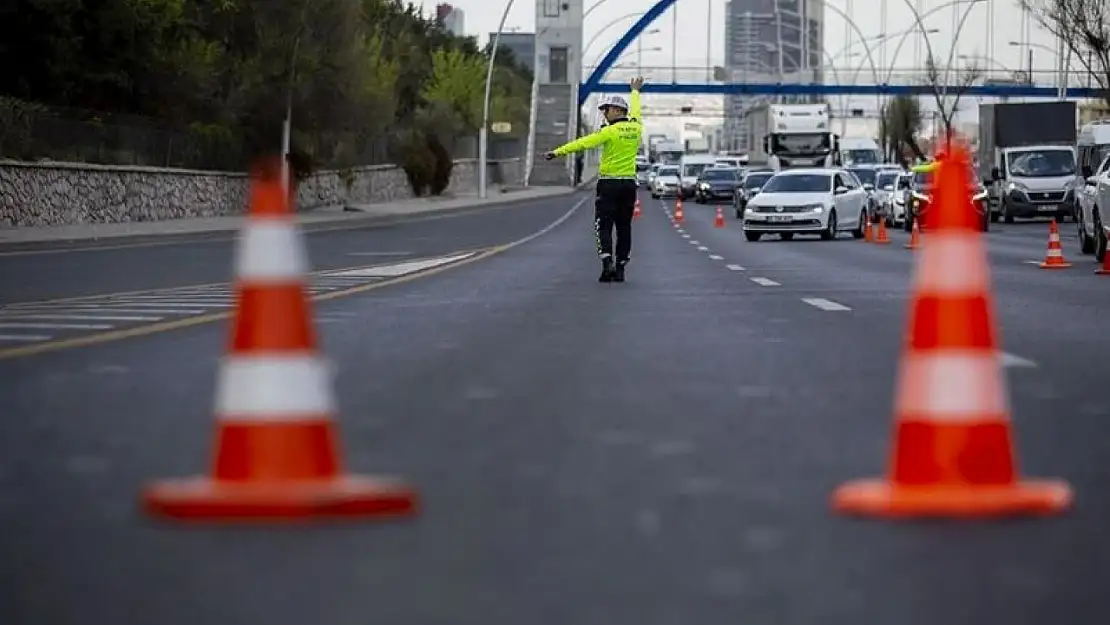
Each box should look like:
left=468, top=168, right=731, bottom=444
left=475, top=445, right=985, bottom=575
left=0, top=157, right=523, bottom=228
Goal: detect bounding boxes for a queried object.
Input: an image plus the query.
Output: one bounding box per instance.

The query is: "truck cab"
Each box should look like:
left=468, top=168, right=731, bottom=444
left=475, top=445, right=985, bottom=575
left=839, top=137, right=882, bottom=166
left=757, top=104, right=841, bottom=171
left=979, top=101, right=1080, bottom=223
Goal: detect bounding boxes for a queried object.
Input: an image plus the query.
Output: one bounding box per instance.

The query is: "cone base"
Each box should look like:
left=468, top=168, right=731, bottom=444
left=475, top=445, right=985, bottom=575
left=831, top=478, right=1072, bottom=519
left=1038, top=261, right=1072, bottom=269
left=142, top=474, right=417, bottom=522
left=1095, top=268, right=1110, bottom=275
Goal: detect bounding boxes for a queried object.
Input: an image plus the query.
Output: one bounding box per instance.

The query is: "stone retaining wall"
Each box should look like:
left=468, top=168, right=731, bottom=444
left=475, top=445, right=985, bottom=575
left=0, top=158, right=523, bottom=228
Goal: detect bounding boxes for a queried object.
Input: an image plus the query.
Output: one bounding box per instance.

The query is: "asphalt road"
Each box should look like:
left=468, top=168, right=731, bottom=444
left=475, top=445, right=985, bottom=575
left=2, top=188, right=1109, bottom=625
left=0, top=193, right=585, bottom=304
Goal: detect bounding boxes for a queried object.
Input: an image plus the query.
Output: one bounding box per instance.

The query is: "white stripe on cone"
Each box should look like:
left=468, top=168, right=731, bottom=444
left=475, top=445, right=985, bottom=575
left=895, top=351, right=1010, bottom=421
left=214, top=356, right=335, bottom=418
left=235, top=220, right=308, bottom=281
left=914, top=234, right=989, bottom=295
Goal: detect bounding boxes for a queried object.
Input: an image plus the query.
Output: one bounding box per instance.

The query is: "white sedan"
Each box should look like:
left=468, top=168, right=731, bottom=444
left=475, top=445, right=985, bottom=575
left=650, top=165, right=682, bottom=199
left=742, top=168, right=870, bottom=241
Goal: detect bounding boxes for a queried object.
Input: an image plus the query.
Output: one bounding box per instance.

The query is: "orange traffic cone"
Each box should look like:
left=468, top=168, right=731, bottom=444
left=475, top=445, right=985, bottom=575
left=674, top=199, right=684, bottom=223
left=1096, top=248, right=1110, bottom=275
left=633, top=198, right=642, bottom=219
left=142, top=159, right=418, bottom=522
left=904, top=219, right=921, bottom=250
left=874, top=216, right=891, bottom=245
left=1037, top=219, right=1071, bottom=269
left=864, top=215, right=874, bottom=242
left=831, top=143, right=1072, bottom=518
left=714, top=205, right=725, bottom=228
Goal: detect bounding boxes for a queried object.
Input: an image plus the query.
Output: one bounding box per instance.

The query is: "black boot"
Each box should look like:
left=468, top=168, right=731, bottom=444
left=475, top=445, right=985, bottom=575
left=598, top=257, right=615, bottom=282
left=612, top=260, right=626, bottom=283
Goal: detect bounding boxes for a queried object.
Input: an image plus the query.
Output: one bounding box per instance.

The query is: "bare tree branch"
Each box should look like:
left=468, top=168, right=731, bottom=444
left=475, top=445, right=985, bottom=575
left=921, top=54, right=979, bottom=139
left=1020, top=0, right=1110, bottom=104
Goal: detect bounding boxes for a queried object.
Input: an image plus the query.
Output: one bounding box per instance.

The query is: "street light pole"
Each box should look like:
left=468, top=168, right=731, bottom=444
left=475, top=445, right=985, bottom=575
left=479, top=0, right=516, bottom=200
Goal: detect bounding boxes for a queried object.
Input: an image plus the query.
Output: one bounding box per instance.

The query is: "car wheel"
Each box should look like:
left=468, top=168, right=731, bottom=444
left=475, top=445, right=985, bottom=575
left=1079, top=208, right=1095, bottom=255
left=851, top=209, right=867, bottom=239
left=1003, top=200, right=1015, bottom=223
left=744, top=232, right=762, bottom=242
left=1095, top=209, right=1107, bottom=263
left=981, top=210, right=990, bottom=232
left=780, top=233, right=794, bottom=241
left=820, top=210, right=838, bottom=241
left=990, top=210, right=1000, bottom=222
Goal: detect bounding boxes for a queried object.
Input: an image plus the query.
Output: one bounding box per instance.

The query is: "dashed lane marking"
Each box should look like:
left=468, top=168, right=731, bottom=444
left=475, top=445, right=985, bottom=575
left=726, top=264, right=745, bottom=271
left=689, top=240, right=700, bottom=245
left=750, top=277, right=780, bottom=286
left=1000, top=352, right=1037, bottom=368
left=697, top=246, right=709, bottom=251
left=708, top=254, right=723, bottom=260
left=802, top=298, right=852, bottom=311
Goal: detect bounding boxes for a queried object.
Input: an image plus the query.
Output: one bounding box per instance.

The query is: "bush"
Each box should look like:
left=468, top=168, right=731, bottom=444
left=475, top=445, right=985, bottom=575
left=398, top=135, right=436, bottom=197
left=427, top=133, right=453, bottom=195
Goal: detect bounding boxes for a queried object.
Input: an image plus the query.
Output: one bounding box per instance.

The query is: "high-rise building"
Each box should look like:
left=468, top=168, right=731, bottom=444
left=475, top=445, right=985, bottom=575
left=489, top=32, right=536, bottom=74
left=435, top=3, right=466, bottom=37
left=723, top=0, right=824, bottom=151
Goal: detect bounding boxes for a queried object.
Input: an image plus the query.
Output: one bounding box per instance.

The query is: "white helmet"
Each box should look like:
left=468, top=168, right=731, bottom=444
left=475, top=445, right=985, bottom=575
left=597, top=95, right=629, bottom=112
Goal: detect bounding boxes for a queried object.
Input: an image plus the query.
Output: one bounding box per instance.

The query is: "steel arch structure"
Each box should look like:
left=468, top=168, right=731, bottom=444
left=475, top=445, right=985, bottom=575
left=578, top=0, right=1104, bottom=103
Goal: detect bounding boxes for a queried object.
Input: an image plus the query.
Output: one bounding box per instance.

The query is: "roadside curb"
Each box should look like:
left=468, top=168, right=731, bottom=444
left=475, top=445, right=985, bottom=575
left=0, top=186, right=587, bottom=253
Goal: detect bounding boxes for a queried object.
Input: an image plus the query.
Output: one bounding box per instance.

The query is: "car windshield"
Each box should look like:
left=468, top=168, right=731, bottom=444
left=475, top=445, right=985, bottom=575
left=1008, top=149, right=1076, bottom=177
left=743, top=173, right=774, bottom=188
left=876, top=172, right=900, bottom=188
left=702, top=169, right=738, bottom=181
left=658, top=167, right=679, bottom=177
left=849, top=168, right=877, bottom=185
left=761, top=173, right=831, bottom=193
left=683, top=163, right=709, bottom=177
left=844, top=149, right=880, bottom=164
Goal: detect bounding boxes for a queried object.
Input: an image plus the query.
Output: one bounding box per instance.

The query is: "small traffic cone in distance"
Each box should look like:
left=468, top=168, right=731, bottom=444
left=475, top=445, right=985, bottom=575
left=674, top=199, right=684, bottom=223
left=142, top=158, right=418, bottom=522
left=864, top=215, right=874, bottom=242
left=633, top=198, right=642, bottom=219
left=1038, top=219, right=1072, bottom=269
left=874, top=216, right=891, bottom=244
left=714, top=205, right=725, bottom=228
left=905, top=219, right=921, bottom=250
left=831, top=143, right=1072, bottom=518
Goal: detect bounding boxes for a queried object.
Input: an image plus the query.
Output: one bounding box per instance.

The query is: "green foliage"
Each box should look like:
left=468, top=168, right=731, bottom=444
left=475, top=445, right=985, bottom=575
left=0, top=0, right=533, bottom=193
left=882, top=95, right=925, bottom=163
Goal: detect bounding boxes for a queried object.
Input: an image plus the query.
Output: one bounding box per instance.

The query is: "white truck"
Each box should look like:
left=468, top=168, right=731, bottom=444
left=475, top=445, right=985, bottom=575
left=839, top=137, right=883, bottom=165
left=747, top=102, right=840, bottom=171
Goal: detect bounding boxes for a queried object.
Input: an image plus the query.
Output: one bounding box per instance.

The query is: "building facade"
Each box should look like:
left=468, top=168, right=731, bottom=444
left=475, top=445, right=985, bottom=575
left=723, top=0, right=824, bottom=151
left=490, top=32, right=536, bottom=74
left=435, top=3, right=465, bottom=37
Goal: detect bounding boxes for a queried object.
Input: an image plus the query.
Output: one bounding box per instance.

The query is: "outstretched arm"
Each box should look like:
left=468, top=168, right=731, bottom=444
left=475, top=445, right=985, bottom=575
left=551, top=127, right=613, bottom=158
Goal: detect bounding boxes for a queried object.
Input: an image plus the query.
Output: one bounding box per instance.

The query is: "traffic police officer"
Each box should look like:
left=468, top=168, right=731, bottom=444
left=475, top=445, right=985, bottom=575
left=545, top=77, right=645, bottom=283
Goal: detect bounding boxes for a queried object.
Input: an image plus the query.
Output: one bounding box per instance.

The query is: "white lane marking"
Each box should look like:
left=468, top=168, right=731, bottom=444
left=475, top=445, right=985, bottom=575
left=0, top=314, right=163, bottom=322
left=0, top=334, right=51, bottom=342
left=1000, top=352, right=1037, bottom=368
left=102, top=300, right=233, bottom=308
left=1022, top=260, right=1041, bottom=265
left=0, top=322, right=114, bottom=330
left=681, top=233, right=691, bottom=238
left=327, top=252, right=474, bottom=278
left=111, top=294, right=229, bottom=301
left=697, top=246, right=709, bottom=251
left=750, top=277, right=780, bottom=286
left=802, top=298, right=851, bottom=311
left=347, top=251, right=412, bottom=256
left=2, top=307, right=207, bottom=315
left=726, top=264, right=745, bottom=271
left=689, top=240, right=700, bottom=245
left=708, top=254, right=723, bottom=260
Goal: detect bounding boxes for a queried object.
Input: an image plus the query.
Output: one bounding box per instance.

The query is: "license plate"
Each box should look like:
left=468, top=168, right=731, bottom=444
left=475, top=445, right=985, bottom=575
left=768, top=215, right=793, bottom=223
left=1038, top=204, right=1058, bottom=212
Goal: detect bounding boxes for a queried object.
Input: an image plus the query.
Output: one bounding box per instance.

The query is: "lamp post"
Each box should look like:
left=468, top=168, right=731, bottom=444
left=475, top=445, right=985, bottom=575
left=479, top=0, right=517, bottom=200
left=1009, top=40, right=1062, bottom=96
left=637, top=28, right=660, bottom=70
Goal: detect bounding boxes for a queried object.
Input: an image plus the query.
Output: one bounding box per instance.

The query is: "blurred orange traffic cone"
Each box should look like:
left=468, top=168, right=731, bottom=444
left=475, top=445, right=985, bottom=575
left=831, top=143, right=1072, bottom=518
left=864, top=216, right=874, bottom=242
left=1038, top=219, right=1072, bottom=269
left=143, top=158, right=418, bottom=522
left=874, top=216, right=891, bottom=244
left=633, top=198, right=642, bottom=219
left=1097, top=248, right=1110, bottom=275
left=905, top=219, right=921, bottom=250
left=674, top=200, right=684, bottom=223
left=714, top=205, right=725, bottom=228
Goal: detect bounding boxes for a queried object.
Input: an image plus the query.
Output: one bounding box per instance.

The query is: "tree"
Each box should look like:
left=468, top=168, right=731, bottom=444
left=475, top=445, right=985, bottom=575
left=923, top=54, right=982, bottom=143
left=881, top=95, right=926, bottom=164
left=1020, top=0, right=1110, bottom=106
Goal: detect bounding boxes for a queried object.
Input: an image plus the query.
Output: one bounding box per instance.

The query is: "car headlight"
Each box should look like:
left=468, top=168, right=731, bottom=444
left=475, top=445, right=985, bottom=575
left=1006, top=181, right=1028, bottom=196
left=802, top=203, right=824, bottom=213
left=699, top=183, right=710, bottom=191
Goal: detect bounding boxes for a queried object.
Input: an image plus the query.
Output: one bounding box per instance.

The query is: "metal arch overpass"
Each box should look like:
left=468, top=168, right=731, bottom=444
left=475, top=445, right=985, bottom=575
left=579, top=0, right=1105, bottom=105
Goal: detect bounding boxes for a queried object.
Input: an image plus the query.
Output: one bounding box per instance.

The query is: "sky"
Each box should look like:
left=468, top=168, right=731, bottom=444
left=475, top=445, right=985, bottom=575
left=427, top=0, right=1064, bottom=79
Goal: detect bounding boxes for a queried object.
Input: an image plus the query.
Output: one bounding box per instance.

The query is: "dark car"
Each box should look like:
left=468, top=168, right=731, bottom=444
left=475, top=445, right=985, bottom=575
left=847, top=166, right=880, bottom=216
left=905, top=169, right=990, bottom=232
left=694, top=167, right=742, bottom=204
left=733, top=169, right=775, bottom=218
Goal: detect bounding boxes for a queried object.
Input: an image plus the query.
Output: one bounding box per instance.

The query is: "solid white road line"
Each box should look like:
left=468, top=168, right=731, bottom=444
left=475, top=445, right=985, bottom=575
left=726, top=264, right=745, bottom=271
left=750, top=277, right=780, bottom=286
left=0, top=314, right=163, bottom=322
left=708, top=254, right=723, bottom=260
left=103, top=300, right=233, bottom=308
left=802, top=298, right=851, bottom=311
left=0, top=322, right=114, bottom=330
left=0, top=334, right=52, bottom=342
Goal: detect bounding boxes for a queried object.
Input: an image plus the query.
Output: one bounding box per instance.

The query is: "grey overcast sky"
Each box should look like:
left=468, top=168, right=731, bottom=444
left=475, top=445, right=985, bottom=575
left=426, top=0, right=1065, bottom=82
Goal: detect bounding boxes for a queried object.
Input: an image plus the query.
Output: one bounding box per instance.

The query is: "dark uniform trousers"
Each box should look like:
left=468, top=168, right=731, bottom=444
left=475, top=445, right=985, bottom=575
left=594, top=178, right=638, bottom=263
